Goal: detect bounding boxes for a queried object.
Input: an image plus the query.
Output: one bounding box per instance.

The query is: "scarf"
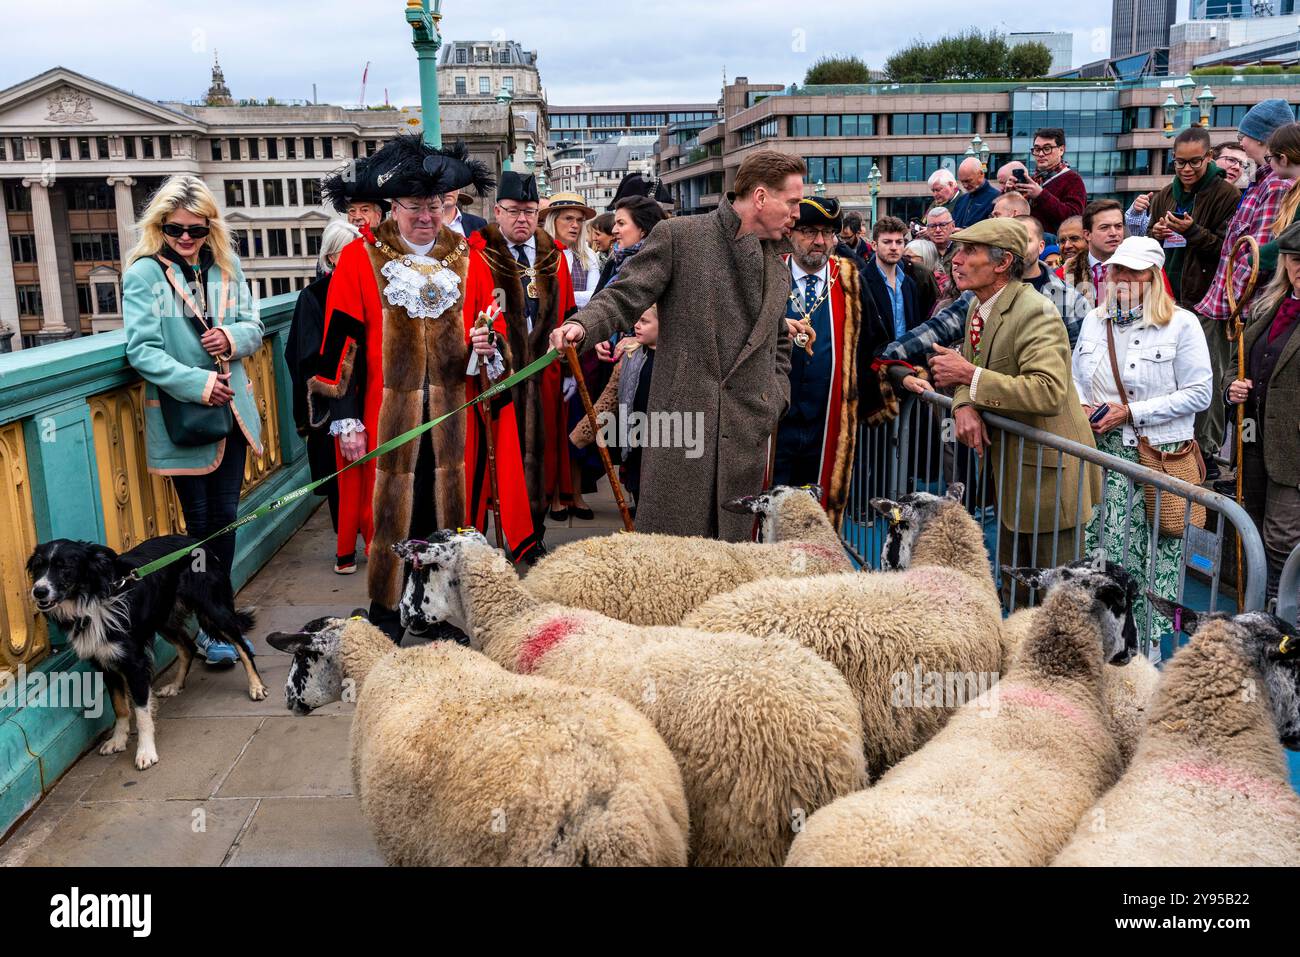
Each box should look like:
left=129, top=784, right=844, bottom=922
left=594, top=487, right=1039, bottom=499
left=1166, top=161, right=1223, bottom=299
left=609, top=240, right=645, bottom=284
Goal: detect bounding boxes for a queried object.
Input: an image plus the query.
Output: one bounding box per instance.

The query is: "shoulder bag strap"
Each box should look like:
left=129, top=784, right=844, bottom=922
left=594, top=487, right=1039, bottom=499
left=153, top=255, right=226, bottom=375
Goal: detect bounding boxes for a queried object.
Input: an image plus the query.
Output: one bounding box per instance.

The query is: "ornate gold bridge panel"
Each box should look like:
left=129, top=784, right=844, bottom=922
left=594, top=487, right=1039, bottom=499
left=0, top=421, right=49, bottom=675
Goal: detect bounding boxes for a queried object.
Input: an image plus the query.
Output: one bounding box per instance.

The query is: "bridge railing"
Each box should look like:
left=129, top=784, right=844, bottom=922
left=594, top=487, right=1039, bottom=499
left=0, top=293, right=315, bottom=836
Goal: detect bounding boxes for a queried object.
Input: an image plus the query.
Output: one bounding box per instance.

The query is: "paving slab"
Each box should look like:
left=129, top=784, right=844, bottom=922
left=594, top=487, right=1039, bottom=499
left=19, top=798, right=257, bottom=867
left=226, top=796, right=383, bottom=867
left=81, top=717, right=263, bottom=803
left=216, top=715, right=354, bottom=798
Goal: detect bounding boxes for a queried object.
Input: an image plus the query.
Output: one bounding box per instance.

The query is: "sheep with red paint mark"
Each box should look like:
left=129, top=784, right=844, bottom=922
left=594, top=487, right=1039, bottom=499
left=785, top=560, right=1137, bottom=867
left=395, top=530, right=867, bottom=868
left=684, top=485, right=1004, bottom=779
left=268, top=615, right=690, bottom=867
left=1002, top=606, right=1161, bottom=767
left=523, top=485, right=852, bottom=626
left=1053, top=604, right=1300, bottom=867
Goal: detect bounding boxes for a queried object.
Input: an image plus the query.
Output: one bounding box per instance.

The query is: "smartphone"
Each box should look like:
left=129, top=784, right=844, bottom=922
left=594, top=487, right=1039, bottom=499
left=1013, top=168, right=1029, bottom=184
left=1088, top=403, right=1110, bottom=424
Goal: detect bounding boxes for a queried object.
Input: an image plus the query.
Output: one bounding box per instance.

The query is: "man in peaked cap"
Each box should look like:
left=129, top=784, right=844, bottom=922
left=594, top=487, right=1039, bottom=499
left=919, top=216, right=1099, bottom=604
left=463, top=170, right=577, bottom=563
left=309, top=135, right=500, bottom=643
left=774, top=196, right=890, bottom=528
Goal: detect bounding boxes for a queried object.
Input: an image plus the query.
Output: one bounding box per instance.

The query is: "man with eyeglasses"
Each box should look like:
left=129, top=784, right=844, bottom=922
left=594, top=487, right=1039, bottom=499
left=311, top=137, right=495, bottom=643
left=1143, top=126, right=1239, bottom=313
left=1004, top=127, right=1087, bottom=234
left=463, top=170, right=576, bottom=563
left=926, top=205, right=958, bottom=297
left=774, top=197, right=887, bottom=526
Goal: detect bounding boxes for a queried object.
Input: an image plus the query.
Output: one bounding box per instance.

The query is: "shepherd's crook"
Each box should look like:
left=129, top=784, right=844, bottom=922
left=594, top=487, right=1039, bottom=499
left=1225, top=234, right=1261, bottom=613
left=564, top=345, right=635, bottom=531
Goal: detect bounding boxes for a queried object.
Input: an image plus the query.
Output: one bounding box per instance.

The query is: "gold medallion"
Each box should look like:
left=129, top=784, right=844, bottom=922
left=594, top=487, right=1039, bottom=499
left=527, top=280, right=539, bottom=298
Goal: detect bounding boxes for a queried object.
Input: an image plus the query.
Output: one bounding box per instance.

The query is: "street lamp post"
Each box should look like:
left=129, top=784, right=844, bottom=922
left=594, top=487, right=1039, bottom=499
left=496, top=83, right=513, bottom=171
left=405, top=0, right=444, bottom=148
left=866, top=163, right=882, bottom=228
left=1163, top=74, right=1215, bottom=137
left=814, top=179, right=826, bottom=198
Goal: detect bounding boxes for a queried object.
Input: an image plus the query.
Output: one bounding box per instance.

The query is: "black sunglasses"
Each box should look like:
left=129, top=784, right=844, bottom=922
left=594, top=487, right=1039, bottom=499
left=161, top=223, right=211, bottom=239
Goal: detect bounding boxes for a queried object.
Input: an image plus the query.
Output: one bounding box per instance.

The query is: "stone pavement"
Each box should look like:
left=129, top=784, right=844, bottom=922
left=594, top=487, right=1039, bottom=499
left=0, top=485, right=626, bottom=866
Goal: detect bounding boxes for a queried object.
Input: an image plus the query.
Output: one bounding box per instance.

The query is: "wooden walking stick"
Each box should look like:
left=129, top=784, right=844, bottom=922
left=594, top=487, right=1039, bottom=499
left=564, top=344, right=635, bottom=531
left=472, top=309, right=507, bottom=552
left=1225, top=234, right=1261, bottom=612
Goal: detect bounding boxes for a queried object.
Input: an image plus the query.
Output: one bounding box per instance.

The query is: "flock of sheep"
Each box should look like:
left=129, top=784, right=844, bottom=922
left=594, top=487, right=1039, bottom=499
left=266, top=485, right=1300, bottom=867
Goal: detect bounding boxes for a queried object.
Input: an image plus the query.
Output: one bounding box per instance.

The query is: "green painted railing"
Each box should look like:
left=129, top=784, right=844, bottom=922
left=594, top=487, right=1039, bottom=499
left=0, top=293, right=316, bottom=838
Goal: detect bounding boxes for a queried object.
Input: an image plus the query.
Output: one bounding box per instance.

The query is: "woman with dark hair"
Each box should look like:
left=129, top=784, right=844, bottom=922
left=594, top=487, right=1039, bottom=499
left=593, top=196, right=668, bottom=293
left=589, top=211, right=617, bottom=267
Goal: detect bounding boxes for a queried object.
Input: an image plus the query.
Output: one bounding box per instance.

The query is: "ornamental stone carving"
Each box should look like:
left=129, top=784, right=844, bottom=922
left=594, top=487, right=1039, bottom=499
left=46, top=87, right=96, bottom=124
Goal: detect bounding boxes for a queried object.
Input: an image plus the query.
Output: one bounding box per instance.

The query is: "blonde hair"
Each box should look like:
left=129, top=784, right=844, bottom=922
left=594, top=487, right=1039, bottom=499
left=126, top=175, right=237, bottom=278
left=543, top=209, right=591, bottom=271
left=1108, top=265, right=1175, bottom=327
left=1252, top=250, right=1298, bottom=323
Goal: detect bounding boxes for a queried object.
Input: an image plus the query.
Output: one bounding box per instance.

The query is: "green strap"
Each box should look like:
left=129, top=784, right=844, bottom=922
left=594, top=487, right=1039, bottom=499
left=125, top=349, right=559, bottom=583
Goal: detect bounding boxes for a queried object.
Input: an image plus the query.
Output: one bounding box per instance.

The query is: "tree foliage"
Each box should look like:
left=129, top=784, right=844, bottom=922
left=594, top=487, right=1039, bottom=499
left=804, top=55, right=872, bottom=85
left=885, top=30, right=1053, bottom=82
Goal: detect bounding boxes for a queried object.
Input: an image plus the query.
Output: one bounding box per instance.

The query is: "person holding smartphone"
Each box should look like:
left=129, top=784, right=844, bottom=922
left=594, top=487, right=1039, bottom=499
left=1071, top=237, right=1212, bottom=657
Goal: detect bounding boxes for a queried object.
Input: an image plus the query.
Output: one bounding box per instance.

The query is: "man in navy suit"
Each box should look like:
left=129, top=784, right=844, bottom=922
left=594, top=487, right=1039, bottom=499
left=443, top=191, right=487, bottom=237
left=860, top=215, right=924, bottom=340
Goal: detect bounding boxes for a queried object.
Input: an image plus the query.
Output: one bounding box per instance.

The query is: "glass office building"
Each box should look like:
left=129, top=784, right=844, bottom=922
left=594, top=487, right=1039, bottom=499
left=1011, top=88, right=1124, bottom=196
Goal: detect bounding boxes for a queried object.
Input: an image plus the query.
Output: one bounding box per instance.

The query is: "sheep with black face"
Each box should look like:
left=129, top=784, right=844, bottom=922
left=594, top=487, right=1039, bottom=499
left=269, top=613, right=689, bottom=867
left=396, top=528, right=866, bottom=868
left=786, top=560, right=1138, bottom=867
left=1054, top=603, right=1300, bottom=867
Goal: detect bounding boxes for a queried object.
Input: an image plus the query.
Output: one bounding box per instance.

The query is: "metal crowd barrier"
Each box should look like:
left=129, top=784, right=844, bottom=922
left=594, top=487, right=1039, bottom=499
left=1279, top=543, right=1300, bottom=626
left=842, top=391, right=1270, bottom=655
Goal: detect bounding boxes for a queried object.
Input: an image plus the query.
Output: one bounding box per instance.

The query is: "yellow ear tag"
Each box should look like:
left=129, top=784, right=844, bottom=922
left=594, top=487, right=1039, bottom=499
left=890, top=507, right=902, bottom=525
left=1281, top=635, right=1295, bottom=655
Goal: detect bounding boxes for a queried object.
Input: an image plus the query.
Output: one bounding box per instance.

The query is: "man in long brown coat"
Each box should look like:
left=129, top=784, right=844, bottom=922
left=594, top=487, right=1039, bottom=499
left=550, top=150, right=805, bottom=540
left=920, top=218, right=1100, bottom=602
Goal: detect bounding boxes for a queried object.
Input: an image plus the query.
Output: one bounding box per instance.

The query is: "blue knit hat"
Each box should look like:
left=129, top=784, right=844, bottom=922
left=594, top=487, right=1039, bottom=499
left=1239, top=98, right=1295, bottom=143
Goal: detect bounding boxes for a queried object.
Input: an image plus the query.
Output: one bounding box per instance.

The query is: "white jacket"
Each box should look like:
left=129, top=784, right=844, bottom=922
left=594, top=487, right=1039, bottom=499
left=1071, top=305, right=1212, bottom=448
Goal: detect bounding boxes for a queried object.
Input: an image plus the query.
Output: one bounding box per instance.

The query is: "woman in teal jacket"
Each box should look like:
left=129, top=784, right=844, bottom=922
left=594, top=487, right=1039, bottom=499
left=124, top=175, right=264, bottom=662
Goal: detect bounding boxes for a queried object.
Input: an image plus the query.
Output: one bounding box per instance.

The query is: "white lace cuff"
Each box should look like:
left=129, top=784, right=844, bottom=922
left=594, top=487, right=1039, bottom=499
left=485, top=352, right=506, bottom=382
left=330, top=418, right=366, bottom=437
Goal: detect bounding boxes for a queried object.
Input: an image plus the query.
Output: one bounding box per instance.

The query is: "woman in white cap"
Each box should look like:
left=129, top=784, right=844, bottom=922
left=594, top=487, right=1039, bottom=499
left=1072, top=236, right=1213, bottom=658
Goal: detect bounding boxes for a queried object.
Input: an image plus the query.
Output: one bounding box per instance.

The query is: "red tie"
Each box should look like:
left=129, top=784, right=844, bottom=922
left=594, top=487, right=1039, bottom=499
left=970, top=312, right=984, bottom=353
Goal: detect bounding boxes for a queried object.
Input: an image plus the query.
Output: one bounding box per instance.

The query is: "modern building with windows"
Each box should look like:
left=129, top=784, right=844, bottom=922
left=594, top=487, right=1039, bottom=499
left=437, top=39, right=548, bottom=173
left=1191, top=0, right=1295, bottom=16
left=659, top=74, right=1300, bottom=225
left=1007, top=32, right=1075, bottom=76
left=547, top=104, right=717, bottom=150
left=1112, top=0, right=1178, bottom=58
left=0, top=65, right=516, bottom=350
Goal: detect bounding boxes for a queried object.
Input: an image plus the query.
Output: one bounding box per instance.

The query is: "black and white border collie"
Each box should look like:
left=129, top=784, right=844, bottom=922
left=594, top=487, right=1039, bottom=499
left=26, top=535, right=266, bottom=770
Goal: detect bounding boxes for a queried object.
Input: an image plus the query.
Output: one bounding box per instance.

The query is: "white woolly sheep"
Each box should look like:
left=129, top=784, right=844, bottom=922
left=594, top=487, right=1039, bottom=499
left=395, top=529, right=867, bottom=868
left=683, top=485, right=1003, bottom=778
left=268, top=615, right=690, bottom=867
left=1002, top=606, right=1161, bottom=766
left=1053, top=603, right=1300, bottom=867
left=785, top=560, right=1139, bottom=867
left=523, top=485, right=852, bottom=625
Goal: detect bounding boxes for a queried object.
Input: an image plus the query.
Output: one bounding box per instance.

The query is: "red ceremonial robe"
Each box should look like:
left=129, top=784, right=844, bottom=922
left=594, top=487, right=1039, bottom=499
left=463, top=226, right=576, bottom=550
left=774, top=254, right=863, bottom=529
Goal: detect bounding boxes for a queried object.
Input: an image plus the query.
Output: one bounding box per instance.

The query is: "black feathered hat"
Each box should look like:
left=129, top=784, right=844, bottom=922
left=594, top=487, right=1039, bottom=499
left=320, top=136, right=494, bottom=214
left=606, top=172, right=671, bottom=210
left=496, top=171, right=539, bottom=204
left=796, top=196, right=843, bottom=231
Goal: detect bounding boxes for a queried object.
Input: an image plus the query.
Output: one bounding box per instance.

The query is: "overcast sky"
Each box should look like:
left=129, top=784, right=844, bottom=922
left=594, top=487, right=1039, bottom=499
left=5, top=0, right=1184, bottom=107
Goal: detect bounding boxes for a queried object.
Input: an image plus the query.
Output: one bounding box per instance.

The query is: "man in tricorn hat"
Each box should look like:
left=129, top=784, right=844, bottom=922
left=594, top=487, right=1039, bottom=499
left=775, top=196, right=890, bottom=529
left=464, top=170, right=576, bottom=561
left=309, top=136, right=495, bottom=642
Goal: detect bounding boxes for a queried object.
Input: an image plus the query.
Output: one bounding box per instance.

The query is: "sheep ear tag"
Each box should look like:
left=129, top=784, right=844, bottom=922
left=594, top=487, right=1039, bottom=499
left=1280, top=634, right=1297, bottom=658
left=1146, top=591, right=1198, bottom=635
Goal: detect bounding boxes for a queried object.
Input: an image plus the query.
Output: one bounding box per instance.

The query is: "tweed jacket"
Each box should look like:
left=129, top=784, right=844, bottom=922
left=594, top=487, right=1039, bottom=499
left=951, top=280, right=1100, bottom=535
left=571, top=193, right=794, bottom=540
left=1226, top=298, right=1300, bottom=487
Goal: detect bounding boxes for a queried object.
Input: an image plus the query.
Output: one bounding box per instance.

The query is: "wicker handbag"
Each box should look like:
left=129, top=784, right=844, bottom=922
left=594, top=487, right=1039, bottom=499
left=1105, top=322, right=1206, bottom=537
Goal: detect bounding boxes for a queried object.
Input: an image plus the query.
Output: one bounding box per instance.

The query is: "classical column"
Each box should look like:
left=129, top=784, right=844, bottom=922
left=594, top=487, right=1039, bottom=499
left=21, top=178, right=67, bottom=339
left=0, top=198, right=19, bottom=350
left=106, top=175, right=137, bottom=266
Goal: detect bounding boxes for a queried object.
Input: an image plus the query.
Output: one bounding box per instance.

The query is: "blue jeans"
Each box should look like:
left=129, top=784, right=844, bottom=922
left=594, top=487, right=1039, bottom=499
left=171, top=430, right=247, bottom=584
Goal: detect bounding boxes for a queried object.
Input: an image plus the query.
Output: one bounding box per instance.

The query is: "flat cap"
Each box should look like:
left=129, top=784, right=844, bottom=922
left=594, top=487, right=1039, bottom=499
left=1277, top=220, right=1300, bottom=256
left=951, top=217, right=1031, bottom=259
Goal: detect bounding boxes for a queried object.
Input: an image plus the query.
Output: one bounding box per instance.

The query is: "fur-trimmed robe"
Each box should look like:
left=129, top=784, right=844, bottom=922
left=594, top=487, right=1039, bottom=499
left=464, top=225, right=576, bottom=532
left=776, top=254, right=876, bottom=529
left=308, top=220, right=471, bottom=609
